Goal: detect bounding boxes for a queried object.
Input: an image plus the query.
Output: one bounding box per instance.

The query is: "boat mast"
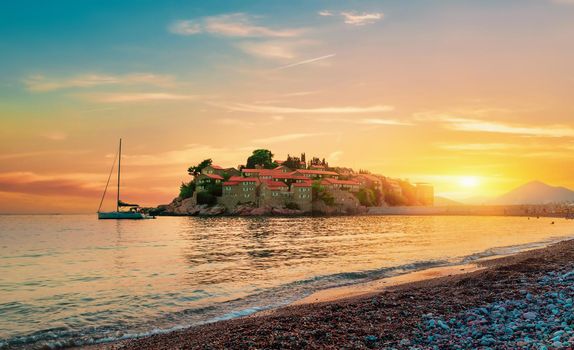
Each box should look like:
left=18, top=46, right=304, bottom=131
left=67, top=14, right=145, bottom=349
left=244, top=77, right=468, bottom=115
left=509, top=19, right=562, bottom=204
left=117, top=138, right=121, bottom=212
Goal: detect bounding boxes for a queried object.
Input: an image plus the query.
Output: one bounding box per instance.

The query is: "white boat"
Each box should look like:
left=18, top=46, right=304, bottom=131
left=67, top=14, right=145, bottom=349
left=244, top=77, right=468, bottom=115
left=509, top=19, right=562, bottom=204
left=97, top=139, right=155, bottom=220
left=98, top=211, right=149, bottom=220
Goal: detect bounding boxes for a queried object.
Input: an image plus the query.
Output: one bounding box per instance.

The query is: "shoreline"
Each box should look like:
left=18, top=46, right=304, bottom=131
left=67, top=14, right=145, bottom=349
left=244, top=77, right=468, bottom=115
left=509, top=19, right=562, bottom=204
left=94, top=237, right=574, bottom=349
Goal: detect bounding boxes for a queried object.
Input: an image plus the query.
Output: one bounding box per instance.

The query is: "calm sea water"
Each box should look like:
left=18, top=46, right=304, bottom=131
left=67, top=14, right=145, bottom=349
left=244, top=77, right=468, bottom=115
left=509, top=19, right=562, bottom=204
left=0, top=215, right=572, bottom=349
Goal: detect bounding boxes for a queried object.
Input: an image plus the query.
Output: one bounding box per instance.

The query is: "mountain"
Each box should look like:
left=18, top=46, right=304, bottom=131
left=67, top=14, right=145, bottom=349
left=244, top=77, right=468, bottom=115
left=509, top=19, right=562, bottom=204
left=491, top=181, right=574, bottom=205
left=434, top=196, right=463, bottom=206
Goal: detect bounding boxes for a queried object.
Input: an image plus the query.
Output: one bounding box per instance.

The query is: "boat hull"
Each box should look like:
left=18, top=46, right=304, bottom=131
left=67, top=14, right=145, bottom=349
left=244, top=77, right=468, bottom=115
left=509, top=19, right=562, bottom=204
left=97, top=212, right=153, bottom=220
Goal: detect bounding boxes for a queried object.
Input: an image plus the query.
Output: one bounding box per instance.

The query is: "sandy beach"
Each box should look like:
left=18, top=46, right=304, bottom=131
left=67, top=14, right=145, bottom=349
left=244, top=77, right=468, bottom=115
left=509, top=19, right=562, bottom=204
left=92, top=238, right=574, bottom=349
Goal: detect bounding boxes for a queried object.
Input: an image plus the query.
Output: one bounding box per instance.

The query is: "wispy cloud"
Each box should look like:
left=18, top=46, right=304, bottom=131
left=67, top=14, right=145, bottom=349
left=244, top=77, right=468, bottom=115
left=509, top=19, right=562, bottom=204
left=318, top=10, right=334, bottom=16
left=275, top=54, right=336, bottom=70
left=221, top=103, right=394, bottom=114
left=253, top=133, right=321, bottom=144
left=0, top=172, right=102, bottom=198
left=359, top=118, right=412, bottom=126
left=0, top=149, right=89, bottom=161
left=341, top=12, right=384, bottom=25
left=122, top=144, right=249, bottom=167
left=169, top=13, right=304, bottom=38
left=81, top=106, right=118, bottom=114
left=214, top=115, right=285, bottom=128
left=436, top=143, right=516, bottom=151
left=328, top=150, right=343, bottom=162
left=281, top=90, right=320, bottom=97
left=82, top=92, right=201, bottom=103
left=25, top=73, right=176, bottom=92
left=319, top=11, right=384, bottom=25
left=43, top=131, right=68, bottom=141
left=235, top=41, right=297, bottom=59
left=420, top=114, right=574, bottom=138
left=316, top=117, right=412, bottom=126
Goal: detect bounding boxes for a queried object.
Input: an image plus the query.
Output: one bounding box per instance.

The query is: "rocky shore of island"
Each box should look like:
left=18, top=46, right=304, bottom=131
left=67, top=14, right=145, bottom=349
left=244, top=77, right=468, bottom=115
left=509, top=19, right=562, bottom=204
left=154, top=196, right=368, bottom=217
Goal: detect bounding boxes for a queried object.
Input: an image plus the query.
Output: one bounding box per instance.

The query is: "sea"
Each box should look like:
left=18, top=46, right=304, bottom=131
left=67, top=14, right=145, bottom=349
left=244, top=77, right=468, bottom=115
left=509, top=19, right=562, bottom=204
left=0, top=215, right=572, bottom=349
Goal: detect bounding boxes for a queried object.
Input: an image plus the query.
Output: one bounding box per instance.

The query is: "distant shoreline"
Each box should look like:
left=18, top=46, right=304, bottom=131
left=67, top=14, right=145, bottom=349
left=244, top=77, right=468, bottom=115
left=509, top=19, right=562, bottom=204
left=153, top=203, right=574, bottom=219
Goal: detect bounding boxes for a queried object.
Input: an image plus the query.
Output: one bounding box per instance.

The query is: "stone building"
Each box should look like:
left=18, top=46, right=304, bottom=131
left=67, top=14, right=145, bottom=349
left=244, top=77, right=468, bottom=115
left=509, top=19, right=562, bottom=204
left=415, top=183, right=434, bottom=206
left=320, top=178, right=361, bottom=192
left=260, top=181, right=291, bottom=208
left=220, top=176, right=260, bottom=209
left=290, top=182, right=313, bottom=211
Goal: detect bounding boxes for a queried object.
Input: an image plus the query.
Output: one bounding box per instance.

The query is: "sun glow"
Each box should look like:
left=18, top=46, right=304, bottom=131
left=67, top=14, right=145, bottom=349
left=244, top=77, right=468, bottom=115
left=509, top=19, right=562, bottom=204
left=459, top=176, right=480, bottom=188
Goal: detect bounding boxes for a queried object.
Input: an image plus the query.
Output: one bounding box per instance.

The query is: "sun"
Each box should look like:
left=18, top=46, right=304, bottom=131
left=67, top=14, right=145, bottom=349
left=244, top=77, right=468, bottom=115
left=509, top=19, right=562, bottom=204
left=459, top=176, right=480, bottom=188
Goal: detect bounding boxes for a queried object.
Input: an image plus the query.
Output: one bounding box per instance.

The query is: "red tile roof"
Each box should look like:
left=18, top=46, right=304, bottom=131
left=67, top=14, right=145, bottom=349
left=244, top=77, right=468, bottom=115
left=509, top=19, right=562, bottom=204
left=293, top=182, right=312, bottom=187
left=229, top=176, right=261, bottom=184
left=241, top=168, right=260, bottom=173
left=293, top=169, right=339, bottom=176
left=321, top=178, right=360, bottom=186
left=223, top=181, right=239, bottom=186
left=270, top=173, right=294, bottom=179
left=263, top=180, right=288, bottom=189
left=205, top=174, right=224, bottom=180
left=211, top=165, right=224, bottom=170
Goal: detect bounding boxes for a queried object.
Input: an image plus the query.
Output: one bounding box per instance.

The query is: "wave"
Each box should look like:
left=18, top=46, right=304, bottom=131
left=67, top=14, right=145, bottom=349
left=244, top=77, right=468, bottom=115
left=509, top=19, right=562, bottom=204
left=3, top=235, right=571, bottom=350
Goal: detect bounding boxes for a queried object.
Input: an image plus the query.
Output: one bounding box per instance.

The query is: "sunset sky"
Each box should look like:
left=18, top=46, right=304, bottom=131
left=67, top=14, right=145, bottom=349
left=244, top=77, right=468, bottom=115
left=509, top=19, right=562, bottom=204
left=1, top=0, right=574, bottom=213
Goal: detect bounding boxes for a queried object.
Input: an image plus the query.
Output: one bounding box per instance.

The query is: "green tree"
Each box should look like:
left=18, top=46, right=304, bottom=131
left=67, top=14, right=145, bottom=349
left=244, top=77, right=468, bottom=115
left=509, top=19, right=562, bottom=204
left=312, top=182, right=335, bottom=206
left=205, top=182, right=222, bottom=197
left=179, top=181, right=195, bottom=199
left=196, top=191, right=217, bottom=206
left=246, top=149, right=276, bottom=169
left=384, top=190, right=407, bottom=206
left=355, top=188, right=376, bottom=206
left=187, top=159, right=213, bottom=176
left=374, top=188, right=384, bottom=206
left=285, top=202, right=300, bottom=210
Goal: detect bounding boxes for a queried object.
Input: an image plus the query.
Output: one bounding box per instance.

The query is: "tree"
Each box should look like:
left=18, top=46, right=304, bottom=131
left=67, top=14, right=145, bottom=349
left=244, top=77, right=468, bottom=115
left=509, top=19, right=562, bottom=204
left=384, top=191, right=407, bottom=206
left=179, top=181, right=195, bottom=199
left=285, top=202, right=300, bottom=210
left=246, top=149, right=276, bottom=169
left=205, top=182, right=222, bottom=197
left=283, top=154, right=303, bottom=169
left=355, top=188, right=376, bottom=207
left=312, top=181, right=335, bottom=206
left=187, top=159, right=212, bottom=177
left=196, top=191, right=217, bottom=206
left=374, top=188, right=384, bottom=206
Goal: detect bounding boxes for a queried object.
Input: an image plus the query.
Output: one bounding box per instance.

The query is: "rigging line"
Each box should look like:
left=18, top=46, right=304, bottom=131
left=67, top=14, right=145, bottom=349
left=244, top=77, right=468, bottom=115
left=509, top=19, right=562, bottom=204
left=97, top=148, right=119, bottom=213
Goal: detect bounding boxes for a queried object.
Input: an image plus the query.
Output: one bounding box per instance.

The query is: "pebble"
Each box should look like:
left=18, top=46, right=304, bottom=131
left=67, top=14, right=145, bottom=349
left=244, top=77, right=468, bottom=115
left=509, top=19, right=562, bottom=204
left=408, top=268, right=574, bottom=348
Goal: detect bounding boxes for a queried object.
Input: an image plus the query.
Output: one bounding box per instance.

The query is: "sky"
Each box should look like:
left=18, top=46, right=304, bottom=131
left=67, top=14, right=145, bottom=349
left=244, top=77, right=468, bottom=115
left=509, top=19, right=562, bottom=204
left=1, top=0, right=573, bottom=213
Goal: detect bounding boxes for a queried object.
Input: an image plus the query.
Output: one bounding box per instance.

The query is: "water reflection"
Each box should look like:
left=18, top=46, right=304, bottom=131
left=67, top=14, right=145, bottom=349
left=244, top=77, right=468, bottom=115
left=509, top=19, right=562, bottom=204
left=0, top=215, right=572, bottom=349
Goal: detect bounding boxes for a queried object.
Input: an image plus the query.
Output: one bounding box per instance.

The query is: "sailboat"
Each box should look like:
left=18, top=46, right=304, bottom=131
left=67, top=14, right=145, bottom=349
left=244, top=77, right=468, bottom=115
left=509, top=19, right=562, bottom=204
left=97, top=139, right=154, bottom=220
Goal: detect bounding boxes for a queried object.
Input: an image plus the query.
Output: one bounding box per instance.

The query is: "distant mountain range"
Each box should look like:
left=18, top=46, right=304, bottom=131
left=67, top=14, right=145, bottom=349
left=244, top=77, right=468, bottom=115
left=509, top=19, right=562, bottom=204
left=437, top=181, right=574, bottom=206
left=491, top=181, right=574, bottom=205
left=434, top=196, right=463, bottom=206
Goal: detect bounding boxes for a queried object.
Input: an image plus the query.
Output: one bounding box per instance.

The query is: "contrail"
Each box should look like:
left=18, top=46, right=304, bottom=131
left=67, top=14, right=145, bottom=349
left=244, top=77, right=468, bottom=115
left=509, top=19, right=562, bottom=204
left=275, top=54, right=336, bottom=70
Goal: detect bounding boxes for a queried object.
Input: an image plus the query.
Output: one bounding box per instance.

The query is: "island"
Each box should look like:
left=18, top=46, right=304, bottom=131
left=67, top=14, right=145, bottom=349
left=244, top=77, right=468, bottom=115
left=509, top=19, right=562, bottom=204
left=155, top=149, right=434, bottom=216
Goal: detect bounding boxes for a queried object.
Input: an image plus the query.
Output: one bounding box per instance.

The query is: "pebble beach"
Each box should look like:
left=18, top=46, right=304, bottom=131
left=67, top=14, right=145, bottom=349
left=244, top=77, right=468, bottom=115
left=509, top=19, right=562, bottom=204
left=98, top=238, right=574, bottom=349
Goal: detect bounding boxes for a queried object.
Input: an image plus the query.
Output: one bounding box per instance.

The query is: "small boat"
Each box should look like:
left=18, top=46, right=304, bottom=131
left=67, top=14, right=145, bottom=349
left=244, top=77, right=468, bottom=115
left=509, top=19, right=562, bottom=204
left=97, top=139, right=154, bottom=220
